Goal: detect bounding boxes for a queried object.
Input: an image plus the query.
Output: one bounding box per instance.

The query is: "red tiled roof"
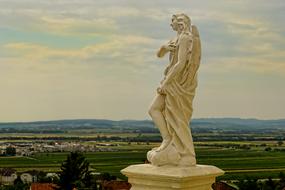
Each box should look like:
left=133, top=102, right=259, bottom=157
left=212, top=182, right=237, bottom=190
left=102, top=180, right=131, bottom=190
left=30, top=183, right=57, bottom=190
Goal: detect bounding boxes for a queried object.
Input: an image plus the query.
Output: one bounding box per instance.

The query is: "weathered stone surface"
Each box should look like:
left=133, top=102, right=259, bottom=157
left=148, top=13, right=201, bottom=166
left=122, top=13, right=224, bottom=190
left=121, top=164, right=224, bottom=190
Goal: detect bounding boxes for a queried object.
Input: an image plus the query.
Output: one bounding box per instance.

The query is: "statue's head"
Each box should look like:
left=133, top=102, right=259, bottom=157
left=176, top=13, right=191, bottom=33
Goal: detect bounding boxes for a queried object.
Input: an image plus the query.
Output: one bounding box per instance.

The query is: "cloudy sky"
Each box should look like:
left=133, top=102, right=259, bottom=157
left=0, top=0, right=284, bottom=122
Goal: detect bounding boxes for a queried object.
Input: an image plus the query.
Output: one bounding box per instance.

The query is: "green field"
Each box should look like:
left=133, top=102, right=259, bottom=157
left=1, top=145, right=285, bottom=180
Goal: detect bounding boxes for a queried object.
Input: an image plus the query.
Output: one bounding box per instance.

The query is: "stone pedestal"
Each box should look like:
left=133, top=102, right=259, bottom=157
left=121, top=164, right=224, bottom=190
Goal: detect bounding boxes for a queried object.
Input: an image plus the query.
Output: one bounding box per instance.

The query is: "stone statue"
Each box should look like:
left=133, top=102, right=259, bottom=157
left=147, top=13, right=201, bottom=166
left=122, top=14, right=223, bottom=189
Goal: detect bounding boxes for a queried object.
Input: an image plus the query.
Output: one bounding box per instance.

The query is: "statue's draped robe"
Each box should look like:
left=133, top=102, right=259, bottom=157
left=148, top=26, right=201, bottom=166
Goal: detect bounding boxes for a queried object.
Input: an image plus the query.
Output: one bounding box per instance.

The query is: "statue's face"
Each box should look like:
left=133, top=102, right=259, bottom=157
left=170, top=16, right=178, bottom=31
left=177, top=16, right=186, bottom=32
left=178, top=22, right=185, bottom=32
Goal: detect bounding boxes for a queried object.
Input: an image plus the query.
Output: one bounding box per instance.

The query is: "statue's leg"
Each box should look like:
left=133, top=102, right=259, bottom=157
left=148, top=94, right=171, bottom=151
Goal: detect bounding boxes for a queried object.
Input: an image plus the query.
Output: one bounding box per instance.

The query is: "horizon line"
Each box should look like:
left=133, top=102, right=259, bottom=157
left=1, top=117, right=285, bottom=124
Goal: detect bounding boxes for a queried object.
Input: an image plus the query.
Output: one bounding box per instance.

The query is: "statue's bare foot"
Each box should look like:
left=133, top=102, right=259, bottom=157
left=155, top=138, right=171, bottom=152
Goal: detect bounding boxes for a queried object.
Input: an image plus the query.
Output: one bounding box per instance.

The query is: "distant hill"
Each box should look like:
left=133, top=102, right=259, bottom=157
left=191, top=118, right=285, bottom=130
left=0, top=118, right=285, bottom=133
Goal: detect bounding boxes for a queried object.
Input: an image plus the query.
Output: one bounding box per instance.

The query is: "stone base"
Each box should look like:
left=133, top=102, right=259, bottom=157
left=121, top=164, right=224, bottom=190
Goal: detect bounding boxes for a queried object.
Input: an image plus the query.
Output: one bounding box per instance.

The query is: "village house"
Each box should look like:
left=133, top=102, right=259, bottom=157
left=0, top=168, right=17, bottom=185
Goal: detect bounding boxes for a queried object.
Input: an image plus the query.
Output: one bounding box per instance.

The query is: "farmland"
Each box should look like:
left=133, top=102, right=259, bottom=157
left=1, top=118, right=285, bottom=181
left=1, top=142, right=285, bottom=180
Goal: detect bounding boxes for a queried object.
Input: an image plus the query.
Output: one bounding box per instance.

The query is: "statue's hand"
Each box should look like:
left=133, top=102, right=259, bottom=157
left=157, top=41, right=176, bottom=57
left=162, top=41, right=176, bottom=52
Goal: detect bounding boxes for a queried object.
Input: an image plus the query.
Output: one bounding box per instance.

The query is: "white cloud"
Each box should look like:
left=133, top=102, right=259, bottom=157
left=39, top=16, right=118, bottom=35
left=3, top=34, right=155, bottom=62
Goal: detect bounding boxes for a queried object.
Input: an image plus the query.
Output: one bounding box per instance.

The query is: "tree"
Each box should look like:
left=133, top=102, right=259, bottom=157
left=276, top=172, right=285, bottom=190
left=5, top=147, right=16, bottom=156
left=238, top=177, right=259, bottom=190
left=13, top=176, right=28, bottom=190
left=280, top=172, right=285, bottom=183
left=56, top=152, right=93, bottom=190
left=277, top=140, right=283, bottom=146
left=263, top=177, right=277, bottom=190
left=99, top=172, right=116, bottom=181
